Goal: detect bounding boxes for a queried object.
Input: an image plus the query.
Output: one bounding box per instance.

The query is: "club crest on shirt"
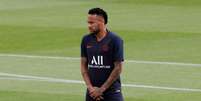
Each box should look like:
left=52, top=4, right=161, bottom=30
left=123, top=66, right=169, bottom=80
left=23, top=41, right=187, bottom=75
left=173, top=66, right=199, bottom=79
left=101, top=44, right=109, bottom=52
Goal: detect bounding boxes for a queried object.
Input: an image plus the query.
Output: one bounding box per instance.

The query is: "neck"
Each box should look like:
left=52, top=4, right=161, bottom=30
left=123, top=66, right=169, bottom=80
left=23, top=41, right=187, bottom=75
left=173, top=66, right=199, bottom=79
left=96, top=28, right=107, bottom=42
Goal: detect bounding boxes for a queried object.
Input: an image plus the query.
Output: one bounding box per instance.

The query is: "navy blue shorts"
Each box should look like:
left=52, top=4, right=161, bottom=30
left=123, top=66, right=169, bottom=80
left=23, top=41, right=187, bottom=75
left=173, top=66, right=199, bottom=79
left=85, top=89, right=124, bottom=101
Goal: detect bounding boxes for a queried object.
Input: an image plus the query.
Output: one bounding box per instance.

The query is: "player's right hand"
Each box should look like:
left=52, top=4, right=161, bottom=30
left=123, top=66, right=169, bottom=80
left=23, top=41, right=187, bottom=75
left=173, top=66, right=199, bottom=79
left=95, top=95, right=104, bottom=101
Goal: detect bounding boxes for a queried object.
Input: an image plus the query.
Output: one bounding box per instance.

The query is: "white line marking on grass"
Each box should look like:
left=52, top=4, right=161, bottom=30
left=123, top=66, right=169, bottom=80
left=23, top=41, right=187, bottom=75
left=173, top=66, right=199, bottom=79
left=0, top=72, right=84, bottom=84
left=126, top=60, right=201, bottom=67
left=0, top=53, right=201, bottom=67
left=0, top=77, right=36, bottom=81
left=0, top=72, right=201, bottom=92
left=0, top=54, right=79, bottom=60
left=122, top=84, right=201, bottom=92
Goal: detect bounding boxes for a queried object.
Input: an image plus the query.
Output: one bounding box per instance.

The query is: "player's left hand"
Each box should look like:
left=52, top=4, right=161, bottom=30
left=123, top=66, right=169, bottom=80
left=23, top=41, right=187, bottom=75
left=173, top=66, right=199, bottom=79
left=90, top=87, right=104, bottom=100
left=95, top=96, right=104, bottom=101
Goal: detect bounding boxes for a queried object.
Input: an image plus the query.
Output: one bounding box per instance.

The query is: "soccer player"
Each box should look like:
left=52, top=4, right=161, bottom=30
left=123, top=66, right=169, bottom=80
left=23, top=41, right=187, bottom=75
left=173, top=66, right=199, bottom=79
left=81, top=8, right=124, bottom=101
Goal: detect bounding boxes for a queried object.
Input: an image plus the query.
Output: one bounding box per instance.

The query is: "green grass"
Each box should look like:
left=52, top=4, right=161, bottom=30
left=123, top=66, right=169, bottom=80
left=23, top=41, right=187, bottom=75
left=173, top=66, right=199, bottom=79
left=0, top=56, right=201, bottom=101
left=0, top=0, right=201, bottom=101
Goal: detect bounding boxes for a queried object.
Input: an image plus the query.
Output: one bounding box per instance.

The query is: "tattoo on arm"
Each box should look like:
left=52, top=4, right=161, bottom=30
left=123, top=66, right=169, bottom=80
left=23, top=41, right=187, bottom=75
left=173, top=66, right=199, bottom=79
left=100, top=61, right=123, bottom=92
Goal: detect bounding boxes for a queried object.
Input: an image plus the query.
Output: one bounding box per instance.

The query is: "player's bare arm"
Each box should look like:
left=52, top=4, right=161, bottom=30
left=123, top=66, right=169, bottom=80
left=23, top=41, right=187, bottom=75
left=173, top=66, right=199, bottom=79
left=90, top=61, right=123, bottom=98
left=101, top=61, right=123, bottom=92
left=81, top=57, right=104, bottom=101
left=81, top=57, right=94, bottom=93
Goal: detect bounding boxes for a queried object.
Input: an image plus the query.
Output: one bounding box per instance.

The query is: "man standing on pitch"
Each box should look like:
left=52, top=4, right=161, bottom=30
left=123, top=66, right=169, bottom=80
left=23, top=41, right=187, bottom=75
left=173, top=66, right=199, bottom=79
left=81, top=8, right=124, bottom=101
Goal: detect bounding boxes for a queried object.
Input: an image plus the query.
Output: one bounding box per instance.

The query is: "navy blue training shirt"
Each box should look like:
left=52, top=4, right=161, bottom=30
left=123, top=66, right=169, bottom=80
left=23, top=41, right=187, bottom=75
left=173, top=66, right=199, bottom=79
left=81, top=31, right=124, bottom=92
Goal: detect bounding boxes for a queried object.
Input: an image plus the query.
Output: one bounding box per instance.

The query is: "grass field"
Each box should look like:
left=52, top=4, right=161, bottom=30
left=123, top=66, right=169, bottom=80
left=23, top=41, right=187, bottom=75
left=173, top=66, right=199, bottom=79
left=0, top=0, right=201, bottom=101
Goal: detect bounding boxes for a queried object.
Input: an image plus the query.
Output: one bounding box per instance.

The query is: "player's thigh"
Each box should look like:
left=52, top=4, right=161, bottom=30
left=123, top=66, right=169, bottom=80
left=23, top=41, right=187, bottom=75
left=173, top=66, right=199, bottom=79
left=104, top=92, right=124, bottom=101
left=85, top=95, right=94, bottom=101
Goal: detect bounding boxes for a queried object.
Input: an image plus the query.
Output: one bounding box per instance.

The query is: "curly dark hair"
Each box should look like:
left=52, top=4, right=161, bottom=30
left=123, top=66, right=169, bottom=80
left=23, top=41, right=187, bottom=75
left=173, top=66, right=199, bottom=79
left=88, top=7, right=108, bottom=24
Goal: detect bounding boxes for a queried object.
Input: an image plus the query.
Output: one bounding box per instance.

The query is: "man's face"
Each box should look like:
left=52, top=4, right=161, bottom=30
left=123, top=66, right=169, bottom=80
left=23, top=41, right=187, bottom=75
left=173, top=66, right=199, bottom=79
left=87, top=14, right=103, bottom=34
